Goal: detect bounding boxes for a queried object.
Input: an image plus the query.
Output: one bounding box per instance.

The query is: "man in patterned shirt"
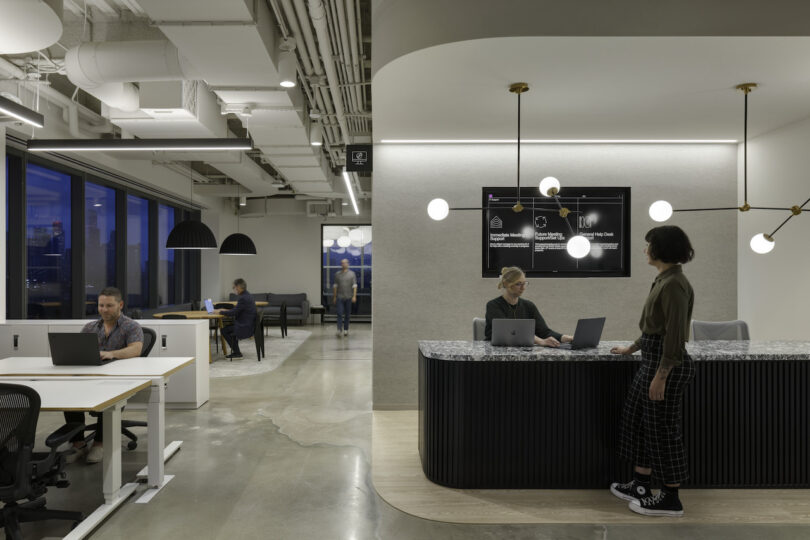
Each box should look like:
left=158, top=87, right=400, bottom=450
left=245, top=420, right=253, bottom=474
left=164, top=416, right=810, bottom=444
left=65, top=287, right=144, bottom=464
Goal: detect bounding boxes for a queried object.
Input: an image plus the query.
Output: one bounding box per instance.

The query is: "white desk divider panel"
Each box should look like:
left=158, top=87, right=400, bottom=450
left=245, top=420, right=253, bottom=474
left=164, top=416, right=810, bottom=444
left=0, top=320, right=209, bottom=408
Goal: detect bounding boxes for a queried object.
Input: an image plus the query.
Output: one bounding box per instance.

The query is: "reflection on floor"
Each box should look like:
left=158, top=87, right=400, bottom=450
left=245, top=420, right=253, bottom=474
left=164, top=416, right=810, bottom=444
left=373, top=410, right=810, bottom=525
left=20, top=325, right=810, bottom=539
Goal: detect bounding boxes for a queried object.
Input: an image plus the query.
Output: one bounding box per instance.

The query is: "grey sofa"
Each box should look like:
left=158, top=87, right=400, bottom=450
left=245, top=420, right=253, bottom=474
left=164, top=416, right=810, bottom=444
left=264, top=293, right=309, bottom=324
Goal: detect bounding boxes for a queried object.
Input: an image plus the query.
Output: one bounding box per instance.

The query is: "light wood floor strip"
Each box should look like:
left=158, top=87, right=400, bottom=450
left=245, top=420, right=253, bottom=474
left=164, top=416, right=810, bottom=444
left=371, top=410, right=810, bottom=524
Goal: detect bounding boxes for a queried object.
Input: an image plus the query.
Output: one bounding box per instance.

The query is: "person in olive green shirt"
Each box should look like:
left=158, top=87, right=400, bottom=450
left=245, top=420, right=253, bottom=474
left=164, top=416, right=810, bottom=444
left=484, top=266, right=572, bottom=346
left=609, top=225, right=696, bottom=518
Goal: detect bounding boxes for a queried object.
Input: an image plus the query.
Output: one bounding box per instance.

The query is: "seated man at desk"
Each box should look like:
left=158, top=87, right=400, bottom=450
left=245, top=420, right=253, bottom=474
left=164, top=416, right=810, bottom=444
left=66, top=286, right=144, bottom=464
left=215, top=278, right=257, bottom=360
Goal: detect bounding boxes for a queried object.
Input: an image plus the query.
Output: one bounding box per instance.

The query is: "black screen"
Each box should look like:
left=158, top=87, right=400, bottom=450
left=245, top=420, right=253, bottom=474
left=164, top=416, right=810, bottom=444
left=482, top=187, right=631, bottom=278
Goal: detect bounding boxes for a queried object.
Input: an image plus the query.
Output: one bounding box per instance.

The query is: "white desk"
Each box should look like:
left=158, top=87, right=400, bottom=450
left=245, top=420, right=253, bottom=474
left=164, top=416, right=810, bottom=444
left=0, top=377, right=151, bottom=540
left=0, top=356, right=193, bottom=501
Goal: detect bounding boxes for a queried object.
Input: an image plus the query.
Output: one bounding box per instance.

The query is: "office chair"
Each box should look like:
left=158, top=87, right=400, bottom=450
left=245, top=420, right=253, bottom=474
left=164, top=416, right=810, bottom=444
left=262, top=302, right=287, bottom=338
left=0, top=383, right=84, bottom=539
left=84, top=328, right=157, bottom=451
left=691, top=319, right=750, bottom=341
left=161, top=314, right=187, bottom=319
left=473, top=317, right=486, bottom=341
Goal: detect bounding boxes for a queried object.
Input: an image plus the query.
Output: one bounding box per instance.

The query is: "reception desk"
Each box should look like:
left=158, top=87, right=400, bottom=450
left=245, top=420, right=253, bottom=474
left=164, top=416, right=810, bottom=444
left=418, top=340, right=810, bottom=489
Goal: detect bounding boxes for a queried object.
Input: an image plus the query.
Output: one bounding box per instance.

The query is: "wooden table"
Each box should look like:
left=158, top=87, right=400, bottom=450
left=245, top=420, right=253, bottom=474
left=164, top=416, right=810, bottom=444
left=217, top=300, right=269, bottom=307
left=0, top=377, right=152, bottom=539
left=153, top=311, right=227, bottom=357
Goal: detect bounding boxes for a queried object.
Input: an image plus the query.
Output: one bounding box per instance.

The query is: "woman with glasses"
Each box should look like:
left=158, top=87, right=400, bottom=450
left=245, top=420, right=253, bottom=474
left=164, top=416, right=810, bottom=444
left=483, top=266, right=572, bottom=347
left=609, top=225, right=696, bottom=517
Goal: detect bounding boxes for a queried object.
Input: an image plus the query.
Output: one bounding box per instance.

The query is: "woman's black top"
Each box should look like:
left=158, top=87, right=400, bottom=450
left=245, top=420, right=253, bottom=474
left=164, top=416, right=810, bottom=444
left=484, top=296, right=562, bottom=342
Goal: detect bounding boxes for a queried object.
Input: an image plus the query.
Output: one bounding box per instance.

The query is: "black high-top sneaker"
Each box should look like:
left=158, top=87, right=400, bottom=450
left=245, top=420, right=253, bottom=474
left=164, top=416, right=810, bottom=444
left=629, top=489, right=684, bottom=517
left=610, top=478, right=651, bottom=502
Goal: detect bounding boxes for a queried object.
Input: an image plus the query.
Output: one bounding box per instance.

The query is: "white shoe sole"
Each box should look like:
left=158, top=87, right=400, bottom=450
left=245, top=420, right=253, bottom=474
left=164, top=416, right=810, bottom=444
left=628, top=501, right=683, bottom=517
left=609, top=483, right=639, bottom=502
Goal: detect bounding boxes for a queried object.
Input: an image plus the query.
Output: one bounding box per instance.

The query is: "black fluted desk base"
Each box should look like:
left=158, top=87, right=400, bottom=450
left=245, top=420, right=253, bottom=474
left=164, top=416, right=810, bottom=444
left=418, top=341, right=810, bottom=489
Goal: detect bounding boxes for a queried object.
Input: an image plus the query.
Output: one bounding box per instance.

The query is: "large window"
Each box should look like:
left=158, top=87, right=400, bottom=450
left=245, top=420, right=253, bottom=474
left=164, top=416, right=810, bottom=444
left=126, top=195, right=150, bottom=308
left=321, top=225, right=372, bottom=320
left=26, top=163, right=73, bottom=319
left=158, top=204, right=176, bottom=306
left=85, top=182, right=116, bottom=314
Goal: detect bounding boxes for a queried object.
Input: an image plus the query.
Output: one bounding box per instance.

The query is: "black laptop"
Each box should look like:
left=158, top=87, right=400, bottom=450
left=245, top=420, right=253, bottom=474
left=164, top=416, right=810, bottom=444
left=557, top=317, right=606, bottom=350
left=48, top=333, right=105, bottom=366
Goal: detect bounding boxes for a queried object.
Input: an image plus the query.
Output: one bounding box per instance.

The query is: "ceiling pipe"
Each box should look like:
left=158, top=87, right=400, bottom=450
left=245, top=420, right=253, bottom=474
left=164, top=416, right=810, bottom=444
left=307, top=0, right=351, bottom=145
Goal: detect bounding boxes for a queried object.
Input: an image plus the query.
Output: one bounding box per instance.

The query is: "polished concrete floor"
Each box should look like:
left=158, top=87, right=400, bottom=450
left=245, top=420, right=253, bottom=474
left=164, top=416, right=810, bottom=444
left=19, top=325, right=810, bottom=539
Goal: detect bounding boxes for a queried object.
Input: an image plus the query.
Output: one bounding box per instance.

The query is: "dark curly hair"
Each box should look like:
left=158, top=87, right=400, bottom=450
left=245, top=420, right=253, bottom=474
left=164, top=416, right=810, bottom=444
left=645, top=226, right=694, bottom=264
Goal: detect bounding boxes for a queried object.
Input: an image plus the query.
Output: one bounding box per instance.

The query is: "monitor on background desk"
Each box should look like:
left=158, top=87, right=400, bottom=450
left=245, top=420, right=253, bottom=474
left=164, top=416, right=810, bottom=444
left=204, top=298, right=214, bottom=314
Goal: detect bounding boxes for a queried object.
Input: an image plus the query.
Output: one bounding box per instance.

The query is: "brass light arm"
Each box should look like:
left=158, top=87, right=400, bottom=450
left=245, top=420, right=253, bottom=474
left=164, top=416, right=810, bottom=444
left=673, top=207, right=740, bottom=212
left=451, top=206, right=581, bottom=214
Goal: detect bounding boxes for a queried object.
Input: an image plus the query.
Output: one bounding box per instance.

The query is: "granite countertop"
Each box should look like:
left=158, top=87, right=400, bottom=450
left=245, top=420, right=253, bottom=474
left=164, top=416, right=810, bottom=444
left=418, top=340, right=810, bottom=362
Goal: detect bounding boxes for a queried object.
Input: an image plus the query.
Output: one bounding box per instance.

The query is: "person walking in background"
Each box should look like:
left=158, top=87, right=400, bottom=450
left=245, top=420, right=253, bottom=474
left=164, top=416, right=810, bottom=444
left=333, top=258, right=357, bottom=336
left=609, top=225, right=696, bottom=517
left=215, top=278, right=257, bottom=360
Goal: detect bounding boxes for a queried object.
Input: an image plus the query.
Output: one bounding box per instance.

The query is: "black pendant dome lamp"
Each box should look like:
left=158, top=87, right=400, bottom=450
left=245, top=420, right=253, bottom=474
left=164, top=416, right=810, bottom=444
left=166, top=162, right=218, bottom=249
left=220, top=186, right=257, bottom=255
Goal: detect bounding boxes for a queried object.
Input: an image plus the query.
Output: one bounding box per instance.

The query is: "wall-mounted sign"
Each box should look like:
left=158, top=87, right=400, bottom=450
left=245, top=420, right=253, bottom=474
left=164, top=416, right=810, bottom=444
left=346, top=144, right=372, bottom=172
left=482, top=187, right=631, bottom=278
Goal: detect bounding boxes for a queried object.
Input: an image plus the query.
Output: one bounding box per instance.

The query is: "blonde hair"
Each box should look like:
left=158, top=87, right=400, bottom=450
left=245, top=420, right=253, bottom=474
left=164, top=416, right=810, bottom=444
left=497, top=267, right=524, bottom=289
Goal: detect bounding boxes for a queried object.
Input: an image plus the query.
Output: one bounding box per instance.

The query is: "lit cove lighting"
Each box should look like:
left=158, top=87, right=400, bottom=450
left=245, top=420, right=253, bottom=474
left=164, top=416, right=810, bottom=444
left=27, top=138, right=253, bottom=152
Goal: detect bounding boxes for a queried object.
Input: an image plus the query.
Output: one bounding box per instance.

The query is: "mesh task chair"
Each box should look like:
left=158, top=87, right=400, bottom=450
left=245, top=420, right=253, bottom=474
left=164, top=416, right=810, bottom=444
left=0, top=383, right=84, bottom=539
left=691, top=319, right=750, bottom=341
left=473, top=318, right=486, bottom=341
left=84, top=328, right=157, bottom=451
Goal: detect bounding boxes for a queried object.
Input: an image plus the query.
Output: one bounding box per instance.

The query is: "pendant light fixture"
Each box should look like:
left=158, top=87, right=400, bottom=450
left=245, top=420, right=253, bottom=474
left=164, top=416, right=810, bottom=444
left=427, top=82, right=590, bottom=259
left=649, top=83, right=809, bottom=254
left=166, top=162, right=218, bottom=249
left=220, top=186, right=257, bottom=255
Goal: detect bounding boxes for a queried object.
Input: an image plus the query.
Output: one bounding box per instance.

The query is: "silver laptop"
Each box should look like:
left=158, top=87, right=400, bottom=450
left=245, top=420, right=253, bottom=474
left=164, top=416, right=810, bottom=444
left=204, top=298, right=215, bottom=314
left=49, top=333, right=105, bottom=365
left=491, top=319, right=535, bottom=347
left=557, top=317, right=606, bottom=350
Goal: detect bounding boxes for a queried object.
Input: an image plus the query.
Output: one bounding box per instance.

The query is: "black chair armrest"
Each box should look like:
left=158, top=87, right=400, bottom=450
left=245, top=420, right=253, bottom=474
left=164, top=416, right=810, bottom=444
left=46, top=422, right=85, bottom=448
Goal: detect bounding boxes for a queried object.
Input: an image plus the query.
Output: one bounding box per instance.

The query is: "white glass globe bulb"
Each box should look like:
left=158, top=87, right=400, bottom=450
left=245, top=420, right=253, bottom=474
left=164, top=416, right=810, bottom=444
left=322, top=239, right=334, bottom=248
left=539, top=176, right=561, bottom=197
left=750, top=233, right=775, bottom=254
left=427, top=198, right=450, bottom=221
left=566, top=235, right=591, bottom=259
left=336, top=235, right=351, bottom=248
left=348, top=228, right=364, bottom=244
left=649, top=200, right=673, bottom=222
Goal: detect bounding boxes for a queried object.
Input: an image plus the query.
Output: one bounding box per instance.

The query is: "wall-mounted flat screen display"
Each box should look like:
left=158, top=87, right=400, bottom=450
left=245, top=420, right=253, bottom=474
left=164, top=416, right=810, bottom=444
left=482, top=187, right=631, bottom=278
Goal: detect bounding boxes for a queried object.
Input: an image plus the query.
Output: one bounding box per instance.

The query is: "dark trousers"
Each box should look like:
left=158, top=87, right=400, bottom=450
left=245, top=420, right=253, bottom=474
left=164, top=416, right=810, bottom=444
left=617, top=333, right=695, bottom=485
left=64, top=412, right=101, bottom=443
left=222, top=324, right=241, bottom=355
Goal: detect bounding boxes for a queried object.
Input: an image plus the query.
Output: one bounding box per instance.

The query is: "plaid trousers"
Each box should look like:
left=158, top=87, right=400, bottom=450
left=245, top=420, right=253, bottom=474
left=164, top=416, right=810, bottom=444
left=617, top=333, right=695, bottom=484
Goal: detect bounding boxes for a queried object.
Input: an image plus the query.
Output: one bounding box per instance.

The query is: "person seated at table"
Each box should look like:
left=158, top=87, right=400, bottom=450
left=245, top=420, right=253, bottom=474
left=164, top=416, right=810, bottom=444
left=484, top=266, right=573, bottom=347
left=214, top=278, right=257, bottom=360
left=66, top=286, right=144, bottom=464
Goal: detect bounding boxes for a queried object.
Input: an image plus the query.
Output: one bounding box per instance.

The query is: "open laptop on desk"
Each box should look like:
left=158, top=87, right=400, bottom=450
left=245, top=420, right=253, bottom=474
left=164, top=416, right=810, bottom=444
left=48, top=333, right=107, bottom=365
left=557, top=317, right=606, bottom=350
left=491, top=319, right=535, bottom=347
left=204, top=298, right=215, bottom=314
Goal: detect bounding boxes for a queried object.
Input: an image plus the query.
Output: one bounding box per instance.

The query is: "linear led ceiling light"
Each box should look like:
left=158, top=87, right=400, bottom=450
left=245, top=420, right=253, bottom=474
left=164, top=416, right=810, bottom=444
left=0, top=94, right=45, bottom=128
left=26, top=138, right=253, bottom=152
left=381, top=139, right=737, bottom=144
left=427, top=82, right=591, bottom=259
left=649, top=83, right=809, bottom=255
left=342, top=170, right=360, bottom=215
